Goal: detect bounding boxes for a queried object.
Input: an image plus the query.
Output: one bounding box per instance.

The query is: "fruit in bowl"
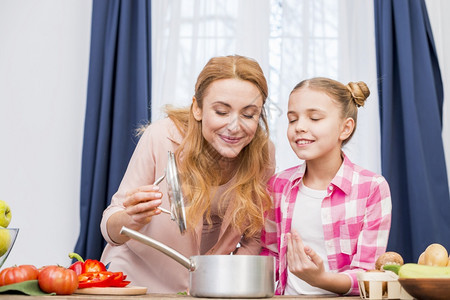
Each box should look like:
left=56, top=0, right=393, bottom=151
left=0, top=228, right=12, bottom=257
left=0, top=200, right=19, bottom=268
left=0, top=228, right=19, bottom=268
left=0, top=200, right=11, bottom=229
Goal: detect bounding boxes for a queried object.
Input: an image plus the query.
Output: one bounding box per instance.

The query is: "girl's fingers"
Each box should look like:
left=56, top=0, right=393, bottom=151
left=304, top=245, right=323, bottom=266
left=286, top=233, right=296, bottom=263
left=286, top=232, right=304, bottom=268
left=290, top=230, right=310, bottom=262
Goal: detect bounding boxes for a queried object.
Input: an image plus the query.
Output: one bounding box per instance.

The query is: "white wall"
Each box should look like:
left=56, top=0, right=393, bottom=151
left=0, top=0, right=92, bottom=268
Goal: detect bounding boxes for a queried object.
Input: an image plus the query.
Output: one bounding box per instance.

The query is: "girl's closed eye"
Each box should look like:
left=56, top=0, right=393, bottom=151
left=287, top=112, right=298, bottom=124
left=309, top=113, right=323, bottom=121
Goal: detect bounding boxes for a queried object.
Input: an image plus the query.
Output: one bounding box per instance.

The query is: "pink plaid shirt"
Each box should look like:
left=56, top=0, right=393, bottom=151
left=260, top=153, right=392, bottom=295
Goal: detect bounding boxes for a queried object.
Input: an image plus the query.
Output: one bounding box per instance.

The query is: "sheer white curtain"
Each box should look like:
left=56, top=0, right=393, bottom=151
left=338, top=0, right=380, bottom=174
left=151, top=0, right=380, bottom=174
left=268, top=0, right=380, bottom=172
left=426, top=0, right=450, bottom=188
left=151, top=0, right=270, bottom=121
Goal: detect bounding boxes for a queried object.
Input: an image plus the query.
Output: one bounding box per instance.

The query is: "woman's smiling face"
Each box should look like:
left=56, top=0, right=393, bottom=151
left=193, top=78, right=263, bottom=159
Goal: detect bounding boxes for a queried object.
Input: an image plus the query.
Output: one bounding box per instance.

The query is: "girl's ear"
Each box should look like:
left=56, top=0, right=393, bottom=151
left=340, top=117, right=355, bottom=141
left=192, top=97, right=202, bottom=121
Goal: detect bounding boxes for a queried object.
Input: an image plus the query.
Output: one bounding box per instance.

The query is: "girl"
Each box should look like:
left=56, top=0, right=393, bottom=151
left=261, top=77, right=392, bottom=295
left=100, top=55, right=275, bottom=292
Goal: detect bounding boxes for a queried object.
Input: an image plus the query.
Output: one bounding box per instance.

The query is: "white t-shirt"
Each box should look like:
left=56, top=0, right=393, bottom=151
left=284, top=181, right=336, bottom=295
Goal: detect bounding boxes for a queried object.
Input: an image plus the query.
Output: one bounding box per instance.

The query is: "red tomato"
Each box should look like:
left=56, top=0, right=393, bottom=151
left=0, top=265, right=39, bottom=286
left=38, top=266, right=78, bottom=295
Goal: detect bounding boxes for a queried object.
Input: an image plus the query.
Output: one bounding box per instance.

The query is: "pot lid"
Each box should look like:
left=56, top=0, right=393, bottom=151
left=166, top=151, right=187, bottom=234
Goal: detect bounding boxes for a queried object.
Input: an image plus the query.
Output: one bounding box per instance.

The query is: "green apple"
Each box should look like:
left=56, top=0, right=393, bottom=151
left=0, top=200, right=11, bottom=228
left=0, top=228, right=11, bottom=257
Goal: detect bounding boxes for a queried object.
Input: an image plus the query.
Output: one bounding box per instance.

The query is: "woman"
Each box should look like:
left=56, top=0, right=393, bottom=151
left=100, top=55, right=275, bottom=293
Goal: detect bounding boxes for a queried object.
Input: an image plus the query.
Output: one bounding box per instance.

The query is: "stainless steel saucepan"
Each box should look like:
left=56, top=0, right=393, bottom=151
left=120, top=226, right=275, bottom=298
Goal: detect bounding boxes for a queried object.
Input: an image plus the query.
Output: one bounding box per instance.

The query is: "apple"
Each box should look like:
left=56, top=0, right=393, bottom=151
left=0, top=228, right=11, bottom=257
left=0, top=200, right=11, bottom=228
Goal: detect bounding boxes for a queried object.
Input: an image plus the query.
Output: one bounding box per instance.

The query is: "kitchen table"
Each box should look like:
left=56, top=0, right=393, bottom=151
left=0, top=294, right=360, bottom=300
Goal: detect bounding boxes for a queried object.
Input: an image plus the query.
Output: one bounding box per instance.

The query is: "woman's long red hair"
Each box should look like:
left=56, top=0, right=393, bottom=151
left=166, top=55, right=273, bottom=237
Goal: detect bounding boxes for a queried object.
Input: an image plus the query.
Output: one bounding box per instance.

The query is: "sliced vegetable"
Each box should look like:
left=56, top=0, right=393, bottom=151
left=84, top=259, right=107, bottom=273
left=68, top=252, right=107, bottom=275
left=77, top=271, right=130, bottom=288
left=69, top=252, right=130, bottom=288
left=109, top=272, right=131, bottom=287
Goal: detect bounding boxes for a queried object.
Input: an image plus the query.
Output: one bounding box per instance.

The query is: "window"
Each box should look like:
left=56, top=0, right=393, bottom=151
left=152, top=0, right=380, bottom=173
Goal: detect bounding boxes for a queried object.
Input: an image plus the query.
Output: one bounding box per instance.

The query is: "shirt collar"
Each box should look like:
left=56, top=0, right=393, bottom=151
left=288, top=152, right=355, bottom=195
left=330, top=152, right=354, bottom=195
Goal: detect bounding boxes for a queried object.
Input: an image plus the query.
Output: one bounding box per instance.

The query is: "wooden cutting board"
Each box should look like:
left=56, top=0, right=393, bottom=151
left=74, top=285, right=147, bottom=295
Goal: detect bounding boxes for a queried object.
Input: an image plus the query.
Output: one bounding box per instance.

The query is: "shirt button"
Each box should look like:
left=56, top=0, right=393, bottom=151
left=328, top=186, right=334, bottom=191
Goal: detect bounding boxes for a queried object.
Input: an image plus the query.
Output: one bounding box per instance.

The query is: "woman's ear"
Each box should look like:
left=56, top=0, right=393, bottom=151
left=340, top=117, right=355, bottom=141
left=192, top=97, right=202, bottom=121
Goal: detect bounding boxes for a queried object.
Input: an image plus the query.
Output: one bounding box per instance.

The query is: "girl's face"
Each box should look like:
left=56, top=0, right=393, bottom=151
left=193, top=78, right=263, bottom=159
left=287, top=88, right=354, bottom=163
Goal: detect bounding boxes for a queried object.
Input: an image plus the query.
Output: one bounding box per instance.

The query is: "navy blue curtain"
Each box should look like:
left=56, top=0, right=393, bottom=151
left=74, top=0, right=152, bottom=260
left=374, top=0, right=450, bottom=263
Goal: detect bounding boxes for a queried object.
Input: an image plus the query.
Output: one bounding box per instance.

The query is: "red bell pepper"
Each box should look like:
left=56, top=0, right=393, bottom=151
left=83, top=259, right=107, bottom=273
left=108, top=272, right=131, bottom=287
left=77, top=271, right=115, bottom=289
left=68, top=253, right=107, bottom=275
left=69, top=253, right=130, bottom=288
left=77, top=271, right=130, bottom=288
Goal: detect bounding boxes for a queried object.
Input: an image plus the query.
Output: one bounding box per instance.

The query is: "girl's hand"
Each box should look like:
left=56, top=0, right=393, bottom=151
left=122, top=185, right=163, bottom=227
left=286, top=230, right=325, bottom=287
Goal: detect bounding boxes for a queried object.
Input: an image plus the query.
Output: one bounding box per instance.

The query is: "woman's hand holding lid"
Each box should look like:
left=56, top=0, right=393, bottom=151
left=123, top=184, right=163, bottom=227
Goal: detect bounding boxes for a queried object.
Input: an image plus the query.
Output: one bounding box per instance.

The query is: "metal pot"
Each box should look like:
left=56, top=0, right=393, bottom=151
left=120, top=226, right=275, bottom=298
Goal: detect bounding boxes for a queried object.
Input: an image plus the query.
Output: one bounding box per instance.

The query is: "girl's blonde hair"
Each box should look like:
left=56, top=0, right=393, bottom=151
left=291, top=77, right=370, bottom=145
left=166, top=55, right=272, bottom=237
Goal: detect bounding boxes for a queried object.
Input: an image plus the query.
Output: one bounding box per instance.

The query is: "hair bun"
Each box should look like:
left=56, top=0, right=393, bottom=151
left=346, top=81, right=370, bottom=107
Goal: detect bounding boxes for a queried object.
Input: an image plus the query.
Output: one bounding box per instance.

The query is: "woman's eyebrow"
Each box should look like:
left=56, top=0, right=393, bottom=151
left=243, top=104, right=261, bottom=109
left=211, top=101, right=231, bottom=108
left=212, top=101, right=261, bottom=110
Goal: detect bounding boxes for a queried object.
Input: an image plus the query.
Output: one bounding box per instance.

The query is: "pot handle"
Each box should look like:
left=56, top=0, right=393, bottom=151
left=120, top=226, right=195, bottom=271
